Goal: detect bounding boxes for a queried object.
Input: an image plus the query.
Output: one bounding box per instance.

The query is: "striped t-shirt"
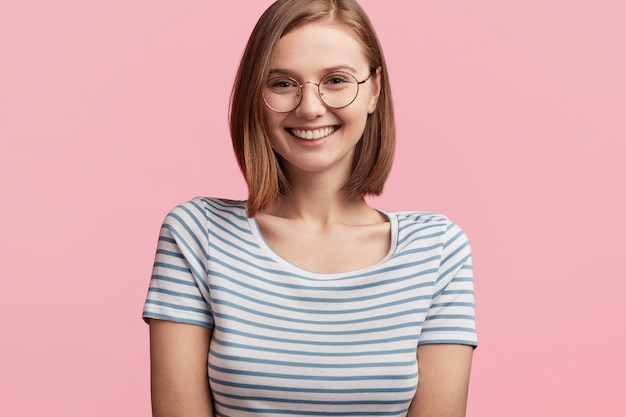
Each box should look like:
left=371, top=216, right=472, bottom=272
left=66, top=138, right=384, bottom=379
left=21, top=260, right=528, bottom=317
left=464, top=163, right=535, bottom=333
left=143, top=197, right=477, bottom=417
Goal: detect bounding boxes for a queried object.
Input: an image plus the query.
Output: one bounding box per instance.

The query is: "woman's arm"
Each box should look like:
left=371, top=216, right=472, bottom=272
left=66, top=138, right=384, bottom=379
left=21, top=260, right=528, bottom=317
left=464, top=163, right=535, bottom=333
left=149, top=319, right=214, bottom=417
left=407, top=344, right=474, bottom=417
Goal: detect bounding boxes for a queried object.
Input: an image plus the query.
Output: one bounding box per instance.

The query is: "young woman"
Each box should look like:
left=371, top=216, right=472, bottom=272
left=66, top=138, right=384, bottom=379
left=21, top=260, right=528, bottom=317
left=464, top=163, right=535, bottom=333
left=143, top=1, right=477, bottom=416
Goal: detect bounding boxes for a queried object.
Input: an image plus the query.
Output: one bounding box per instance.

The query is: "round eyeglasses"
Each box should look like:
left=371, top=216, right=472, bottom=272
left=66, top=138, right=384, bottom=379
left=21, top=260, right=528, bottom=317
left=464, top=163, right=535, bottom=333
left=262, top=71, right=372, bottom=113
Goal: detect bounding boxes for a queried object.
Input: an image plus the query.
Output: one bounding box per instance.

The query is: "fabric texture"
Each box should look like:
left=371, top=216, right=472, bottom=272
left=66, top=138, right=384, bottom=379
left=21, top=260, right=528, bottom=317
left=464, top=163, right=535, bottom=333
left=143, top=197, right=477, bottom=417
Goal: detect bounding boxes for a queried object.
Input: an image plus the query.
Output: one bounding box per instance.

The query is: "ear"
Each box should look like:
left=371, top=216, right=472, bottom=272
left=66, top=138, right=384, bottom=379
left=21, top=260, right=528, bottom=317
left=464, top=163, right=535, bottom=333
left=367, top=66, right=382, bottom=114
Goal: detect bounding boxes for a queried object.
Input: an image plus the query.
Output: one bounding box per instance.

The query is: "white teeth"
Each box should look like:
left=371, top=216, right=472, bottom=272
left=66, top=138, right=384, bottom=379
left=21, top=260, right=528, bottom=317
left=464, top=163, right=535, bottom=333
left=291, top=127, right=335, bottom=140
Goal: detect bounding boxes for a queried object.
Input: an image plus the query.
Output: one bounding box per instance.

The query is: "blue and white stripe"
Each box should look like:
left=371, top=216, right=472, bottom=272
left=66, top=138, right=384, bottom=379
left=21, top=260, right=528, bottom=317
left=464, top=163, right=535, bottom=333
left=143, top=197, right=476, bottom=417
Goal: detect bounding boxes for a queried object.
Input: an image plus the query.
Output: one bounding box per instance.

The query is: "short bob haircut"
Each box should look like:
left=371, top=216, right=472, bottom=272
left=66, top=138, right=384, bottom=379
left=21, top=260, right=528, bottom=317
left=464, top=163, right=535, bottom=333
left=230, top=0, right=395, bottom=217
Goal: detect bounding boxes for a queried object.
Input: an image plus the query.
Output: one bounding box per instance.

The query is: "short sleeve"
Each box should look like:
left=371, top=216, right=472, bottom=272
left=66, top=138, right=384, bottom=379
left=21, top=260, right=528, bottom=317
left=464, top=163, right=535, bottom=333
left=418, top=221, right=477, bottom=346
left=142, top=199, right=214, bottom=328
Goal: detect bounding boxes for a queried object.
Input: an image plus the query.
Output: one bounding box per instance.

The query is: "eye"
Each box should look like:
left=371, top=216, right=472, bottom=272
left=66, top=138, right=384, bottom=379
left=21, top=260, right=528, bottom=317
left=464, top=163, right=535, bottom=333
left=325, top=74, right=349, bottom=84
left=321, top=72, right=354, bottom=90
left=267, top=77, right=299, bottom=92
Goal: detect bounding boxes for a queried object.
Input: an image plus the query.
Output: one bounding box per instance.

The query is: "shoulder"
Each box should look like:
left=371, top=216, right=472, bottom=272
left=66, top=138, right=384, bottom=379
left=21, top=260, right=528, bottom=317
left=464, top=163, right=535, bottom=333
left=388, top=210, right=471, bottom=250
left=165, top=197, right=246, bottom=221
left=391, top=210, right=464, bottom=235
left=160, top=197, right=247, bottom=236
left=393, top=210, right=450, bottom=226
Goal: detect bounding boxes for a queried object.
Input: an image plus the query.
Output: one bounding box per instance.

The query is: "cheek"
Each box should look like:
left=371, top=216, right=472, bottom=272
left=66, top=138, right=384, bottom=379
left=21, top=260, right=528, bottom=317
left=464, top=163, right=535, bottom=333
left=264, top=115, right=289, bottom=151
left=264, top=111, right=287, bottom=139
left=349, top=101, right=371, bottom=125
left=256, top=109, right=281, bottom=154
left=338, top=109, right=369, bottom=142
left=262, top=108, right=276, bottom=128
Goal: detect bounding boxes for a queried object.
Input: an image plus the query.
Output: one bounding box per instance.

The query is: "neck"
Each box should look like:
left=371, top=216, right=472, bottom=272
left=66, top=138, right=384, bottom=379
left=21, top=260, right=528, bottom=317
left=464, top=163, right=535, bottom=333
left=264, top=168, right=371, bottom=225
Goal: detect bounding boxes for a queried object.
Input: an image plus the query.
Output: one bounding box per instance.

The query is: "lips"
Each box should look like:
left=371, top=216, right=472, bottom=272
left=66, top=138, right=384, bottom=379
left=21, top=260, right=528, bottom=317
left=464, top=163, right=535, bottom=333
left=288, top=126, right=337, bottom=140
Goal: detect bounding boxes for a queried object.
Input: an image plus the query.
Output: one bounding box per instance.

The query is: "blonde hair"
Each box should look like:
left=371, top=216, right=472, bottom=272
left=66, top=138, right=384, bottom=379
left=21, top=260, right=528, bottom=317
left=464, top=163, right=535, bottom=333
left=229, top=0, right=395, bottom=217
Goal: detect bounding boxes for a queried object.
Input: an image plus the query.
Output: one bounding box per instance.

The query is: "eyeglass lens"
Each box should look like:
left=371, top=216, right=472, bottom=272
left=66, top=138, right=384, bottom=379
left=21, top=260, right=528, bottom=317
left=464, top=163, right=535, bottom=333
left=263, top=71, right=361, bottom=113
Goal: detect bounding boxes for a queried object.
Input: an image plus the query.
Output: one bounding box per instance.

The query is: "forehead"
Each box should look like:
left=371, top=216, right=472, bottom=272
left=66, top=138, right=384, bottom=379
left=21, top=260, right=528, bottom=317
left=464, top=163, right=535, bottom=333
left=269, top=22, right=369, bottom=75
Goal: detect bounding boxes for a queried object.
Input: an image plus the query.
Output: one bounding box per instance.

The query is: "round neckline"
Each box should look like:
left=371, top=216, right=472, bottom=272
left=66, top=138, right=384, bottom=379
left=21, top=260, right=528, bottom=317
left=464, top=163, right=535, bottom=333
left=247, top=210, right=398, bottom=279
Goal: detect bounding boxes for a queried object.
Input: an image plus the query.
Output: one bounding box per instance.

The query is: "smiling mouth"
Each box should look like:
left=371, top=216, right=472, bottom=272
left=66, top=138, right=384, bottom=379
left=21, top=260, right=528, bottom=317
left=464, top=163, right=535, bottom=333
left=288, top=126, right=337, bottom=140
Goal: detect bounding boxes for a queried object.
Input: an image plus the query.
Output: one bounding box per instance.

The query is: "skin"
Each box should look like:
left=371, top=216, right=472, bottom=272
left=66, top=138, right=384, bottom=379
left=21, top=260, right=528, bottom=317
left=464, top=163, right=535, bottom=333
left=149, top=21, right=473, bottom=417
left=408, top=344, right=474, bottom=417
left=263, top=23, right=380, bottom=183
left=258, top=23, right=390, bottom=274
left=149, top=320, right=213, bottom=417
left=260, top=22, right=474, bottom=416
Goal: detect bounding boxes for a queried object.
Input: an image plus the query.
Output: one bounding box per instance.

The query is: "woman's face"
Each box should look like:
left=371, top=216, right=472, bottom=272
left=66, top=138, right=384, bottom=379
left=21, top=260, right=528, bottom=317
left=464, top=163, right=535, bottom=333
left=263, top=22, right=380, bottom=181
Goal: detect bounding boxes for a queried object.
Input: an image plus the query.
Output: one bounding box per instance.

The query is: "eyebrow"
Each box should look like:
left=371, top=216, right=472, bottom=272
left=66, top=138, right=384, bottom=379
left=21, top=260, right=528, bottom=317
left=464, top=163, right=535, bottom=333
left=268, top=65, right=360, bottom=78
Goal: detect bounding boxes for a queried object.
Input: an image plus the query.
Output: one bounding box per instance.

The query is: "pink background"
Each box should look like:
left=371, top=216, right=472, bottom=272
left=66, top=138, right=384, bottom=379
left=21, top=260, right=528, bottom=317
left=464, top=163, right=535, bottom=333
left=1, top=1, right=624, bottom=415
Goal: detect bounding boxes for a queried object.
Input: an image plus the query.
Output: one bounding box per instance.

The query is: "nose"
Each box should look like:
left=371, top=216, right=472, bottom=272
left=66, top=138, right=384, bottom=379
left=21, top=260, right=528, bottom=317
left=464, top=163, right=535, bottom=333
left=294, top=82, right=326, bottom=119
